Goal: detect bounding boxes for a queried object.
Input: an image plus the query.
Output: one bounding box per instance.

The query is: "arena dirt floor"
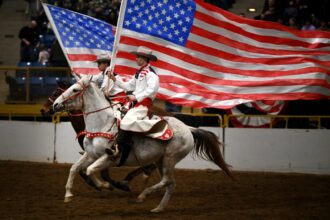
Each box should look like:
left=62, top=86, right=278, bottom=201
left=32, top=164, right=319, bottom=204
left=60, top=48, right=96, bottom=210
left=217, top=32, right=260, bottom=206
left=0, top=161, right=329, bottom=220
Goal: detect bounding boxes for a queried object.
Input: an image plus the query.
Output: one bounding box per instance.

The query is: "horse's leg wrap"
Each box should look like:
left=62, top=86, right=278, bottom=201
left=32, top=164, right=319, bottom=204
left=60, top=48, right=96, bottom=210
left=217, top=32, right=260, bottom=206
left=100, top=169, right=130, bottom=192
left=79, top=170, right=101, bottom=191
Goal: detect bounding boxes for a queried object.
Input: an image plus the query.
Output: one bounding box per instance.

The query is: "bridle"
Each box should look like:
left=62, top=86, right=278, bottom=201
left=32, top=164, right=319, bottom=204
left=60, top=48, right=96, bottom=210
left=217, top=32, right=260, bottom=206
left=59, top=79, right=90, bottom=108
left=58, top=77, right=124, bottom=117
left=48, top=86, right=67, bottom=104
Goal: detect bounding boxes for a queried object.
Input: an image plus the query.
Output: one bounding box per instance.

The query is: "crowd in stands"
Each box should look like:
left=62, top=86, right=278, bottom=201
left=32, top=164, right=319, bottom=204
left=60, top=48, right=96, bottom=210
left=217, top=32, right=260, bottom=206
left=254, top=0, right=330, bottom=31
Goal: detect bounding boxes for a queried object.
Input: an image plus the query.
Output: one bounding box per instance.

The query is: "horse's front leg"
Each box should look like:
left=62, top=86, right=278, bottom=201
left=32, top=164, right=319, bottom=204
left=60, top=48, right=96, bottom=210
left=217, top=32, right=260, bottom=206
left=86, top=153, right=112, bottom=189
left=64, top=152, right=93, bottom=202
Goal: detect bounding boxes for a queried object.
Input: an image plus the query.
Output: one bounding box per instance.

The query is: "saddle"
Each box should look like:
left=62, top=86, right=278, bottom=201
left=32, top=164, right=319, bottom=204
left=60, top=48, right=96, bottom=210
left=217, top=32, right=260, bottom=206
left=106, top=115, right=173, bottom=166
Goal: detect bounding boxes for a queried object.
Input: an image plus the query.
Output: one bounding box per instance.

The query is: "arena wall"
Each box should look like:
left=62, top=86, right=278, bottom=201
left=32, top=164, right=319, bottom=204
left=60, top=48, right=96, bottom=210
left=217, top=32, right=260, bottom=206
left=0, top=121, right=329, bottom=174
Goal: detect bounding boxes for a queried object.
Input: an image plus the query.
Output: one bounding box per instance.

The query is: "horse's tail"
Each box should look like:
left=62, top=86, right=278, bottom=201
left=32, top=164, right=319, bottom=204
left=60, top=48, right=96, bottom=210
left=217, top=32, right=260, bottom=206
left=190, top=128, right=234, bottom=179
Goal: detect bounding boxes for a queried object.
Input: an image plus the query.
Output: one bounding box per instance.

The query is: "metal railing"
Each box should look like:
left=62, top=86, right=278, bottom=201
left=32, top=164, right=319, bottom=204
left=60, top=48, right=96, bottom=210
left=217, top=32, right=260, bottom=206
left=1, top=105, right=329, bottom=129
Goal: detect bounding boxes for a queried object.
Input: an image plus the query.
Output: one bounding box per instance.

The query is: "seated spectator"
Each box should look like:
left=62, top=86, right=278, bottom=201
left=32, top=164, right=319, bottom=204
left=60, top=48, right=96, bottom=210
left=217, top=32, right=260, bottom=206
left=76, top=0, right=90, bottom=14
left=301, top=18, right=316, bottom=30
left=38, top=43, right=50, bottom=65
left=288, top=17, right=300, bottom=29
left=283, top=0, right=298, bottom=22
left=318, top=20, right=329, bottom=31
left=19, top=19, right=40, bottom=62
left=260, top=5, right=280, bottom=22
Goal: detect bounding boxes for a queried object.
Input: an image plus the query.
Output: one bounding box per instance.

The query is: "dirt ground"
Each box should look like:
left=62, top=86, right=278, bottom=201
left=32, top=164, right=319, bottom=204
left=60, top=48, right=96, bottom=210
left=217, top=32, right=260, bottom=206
left=0, top=161, right=329, bottom=220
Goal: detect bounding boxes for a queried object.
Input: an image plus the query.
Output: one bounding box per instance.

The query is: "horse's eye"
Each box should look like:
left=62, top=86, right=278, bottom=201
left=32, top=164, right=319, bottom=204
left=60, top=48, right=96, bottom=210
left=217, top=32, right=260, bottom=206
left=73, top=88, right=80, bottom=93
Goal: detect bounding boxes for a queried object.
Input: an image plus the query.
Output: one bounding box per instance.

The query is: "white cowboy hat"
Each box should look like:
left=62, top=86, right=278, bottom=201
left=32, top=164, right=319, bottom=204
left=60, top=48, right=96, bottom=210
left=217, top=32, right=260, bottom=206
left=130, top=46, right=157, bottom=61
left=93, top=54, right=111, bottom=63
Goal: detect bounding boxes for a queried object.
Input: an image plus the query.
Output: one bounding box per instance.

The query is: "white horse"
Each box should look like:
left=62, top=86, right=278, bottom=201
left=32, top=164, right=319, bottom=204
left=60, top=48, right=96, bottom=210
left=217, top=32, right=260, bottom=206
left=53, top=75, right=233, bottom=213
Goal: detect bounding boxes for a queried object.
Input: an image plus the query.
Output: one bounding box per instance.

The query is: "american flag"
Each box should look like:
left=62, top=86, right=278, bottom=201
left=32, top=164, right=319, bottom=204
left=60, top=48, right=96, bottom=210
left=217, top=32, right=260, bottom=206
left=43, top=3, right=115, bottom=74
left=112, top=0, right=330, bottom=109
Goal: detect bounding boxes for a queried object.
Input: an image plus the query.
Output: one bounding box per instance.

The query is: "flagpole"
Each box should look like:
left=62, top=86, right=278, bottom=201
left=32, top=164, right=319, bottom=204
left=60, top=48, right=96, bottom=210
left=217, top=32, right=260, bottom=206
left=109, top=0, right=128, bottom=72
left=102, top=0, right=127, bottom=92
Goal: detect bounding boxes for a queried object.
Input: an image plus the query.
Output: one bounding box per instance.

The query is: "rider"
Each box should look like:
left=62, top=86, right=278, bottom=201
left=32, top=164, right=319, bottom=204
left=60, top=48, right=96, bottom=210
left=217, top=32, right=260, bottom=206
left=72, top=54, right=110, bottom=87
left=73, top=54, right=125, bottom=102
left=92, top=54, right=112, bottom=88
left=108, top=46, right=160, bottom=166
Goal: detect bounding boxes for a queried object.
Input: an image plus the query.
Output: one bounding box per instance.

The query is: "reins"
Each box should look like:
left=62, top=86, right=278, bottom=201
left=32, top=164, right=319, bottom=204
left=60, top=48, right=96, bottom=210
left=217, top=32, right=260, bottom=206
left=69, top=102, right=120, bottom=117
left=59, top=78, right=126, bottom=117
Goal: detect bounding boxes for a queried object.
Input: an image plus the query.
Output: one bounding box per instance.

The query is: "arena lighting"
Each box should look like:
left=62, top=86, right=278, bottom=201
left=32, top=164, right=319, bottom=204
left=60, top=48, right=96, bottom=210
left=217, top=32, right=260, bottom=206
left=248, top=8, right=256, bottom=12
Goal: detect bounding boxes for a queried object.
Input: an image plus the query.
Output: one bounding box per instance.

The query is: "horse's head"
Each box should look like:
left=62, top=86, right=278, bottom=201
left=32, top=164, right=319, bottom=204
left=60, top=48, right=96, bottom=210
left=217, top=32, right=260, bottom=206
left=53, top=75, right=93, bottom=112
left=40, top=81, right=72, bottom=116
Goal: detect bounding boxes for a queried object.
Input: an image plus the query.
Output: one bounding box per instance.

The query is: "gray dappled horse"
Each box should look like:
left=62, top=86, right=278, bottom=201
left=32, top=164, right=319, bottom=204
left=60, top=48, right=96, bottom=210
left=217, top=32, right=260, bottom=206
left=53, top=75, right=233, bottom=212
left=40, top=80, right=156, bottom=192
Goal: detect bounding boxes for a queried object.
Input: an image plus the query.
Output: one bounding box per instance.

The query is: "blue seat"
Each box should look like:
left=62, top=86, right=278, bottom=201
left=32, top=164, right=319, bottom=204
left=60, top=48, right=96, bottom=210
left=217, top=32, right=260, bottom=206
left=29, top=62, right=47, bottom=77
left=30, top=77, right=44, bottom=85
left=44, top=77, right=61, bottom=85
left=16, top=62, right=32, bottom=77
left=15, top=77, right=26, bottom=85
left=31, top=62, right=46, bottom=67
left=17, top=61, right=33, bottom=67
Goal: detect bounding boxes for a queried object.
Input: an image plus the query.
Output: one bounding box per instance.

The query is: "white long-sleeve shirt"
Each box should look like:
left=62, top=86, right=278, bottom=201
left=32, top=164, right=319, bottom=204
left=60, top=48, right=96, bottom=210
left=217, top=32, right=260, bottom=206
left=91, top=71, right=105, bottom=88
left=115, top=64, right=159, bottom=102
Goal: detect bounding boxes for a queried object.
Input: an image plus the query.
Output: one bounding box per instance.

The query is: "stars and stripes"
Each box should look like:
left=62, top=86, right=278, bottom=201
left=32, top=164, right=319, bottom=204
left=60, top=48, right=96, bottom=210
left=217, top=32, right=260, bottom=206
left=43, top=3, right=115, bottom=74
left=112, top=0, right=330, bottom=109
left=123, top=0, right=195, bottom=46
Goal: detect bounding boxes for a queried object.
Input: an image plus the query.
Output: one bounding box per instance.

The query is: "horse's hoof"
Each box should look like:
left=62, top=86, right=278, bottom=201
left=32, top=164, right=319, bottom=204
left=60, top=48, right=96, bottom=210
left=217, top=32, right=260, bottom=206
left=135, top=198, right=144, bottom=203
left=150, top=207, right=164, bottom=213
left=64, top=196, right=73, bottom=203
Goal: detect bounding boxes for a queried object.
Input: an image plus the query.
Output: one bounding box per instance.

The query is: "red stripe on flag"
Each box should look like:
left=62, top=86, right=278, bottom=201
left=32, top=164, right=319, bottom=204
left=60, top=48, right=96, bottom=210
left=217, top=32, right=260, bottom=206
left=190, top=26, right=330, bottom=57
left=67, top=54, right=97, bottom=61
left=194, top=11, right=330, bottom=49
left=72, top=67, right=99, bottom=75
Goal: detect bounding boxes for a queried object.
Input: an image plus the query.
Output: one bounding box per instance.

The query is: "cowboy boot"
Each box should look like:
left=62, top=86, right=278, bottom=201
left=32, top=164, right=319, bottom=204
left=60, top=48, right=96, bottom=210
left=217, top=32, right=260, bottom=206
left=116, top=129, right=132, bottom=167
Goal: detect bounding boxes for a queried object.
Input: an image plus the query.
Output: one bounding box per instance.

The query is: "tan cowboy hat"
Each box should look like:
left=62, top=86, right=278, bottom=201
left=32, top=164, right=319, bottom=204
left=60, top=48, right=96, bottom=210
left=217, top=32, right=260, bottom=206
left=130, top=46, right=158, bottom=61
left=93, top=54, right=111, bottom=63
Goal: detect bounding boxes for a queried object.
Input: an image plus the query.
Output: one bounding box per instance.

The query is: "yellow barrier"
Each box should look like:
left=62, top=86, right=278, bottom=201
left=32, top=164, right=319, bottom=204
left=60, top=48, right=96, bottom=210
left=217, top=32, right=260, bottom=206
left=0, top=104, right=329, bottom=129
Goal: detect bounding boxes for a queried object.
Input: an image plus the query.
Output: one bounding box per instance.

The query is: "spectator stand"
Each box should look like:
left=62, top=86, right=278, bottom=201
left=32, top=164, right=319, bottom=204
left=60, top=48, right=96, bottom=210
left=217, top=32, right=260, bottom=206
left=5, top=63, right=71, bottom=103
